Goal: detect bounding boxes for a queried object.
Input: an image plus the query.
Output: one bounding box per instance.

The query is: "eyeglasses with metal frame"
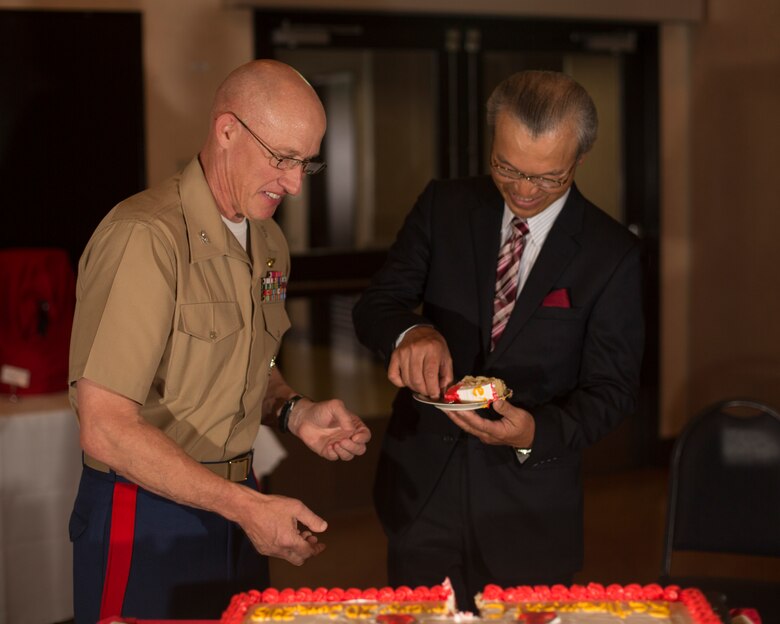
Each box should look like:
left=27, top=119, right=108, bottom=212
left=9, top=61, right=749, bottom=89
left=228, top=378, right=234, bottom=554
left=230, top=112, right=327, bottom=175
left=490, top=160, right=577, bottom=191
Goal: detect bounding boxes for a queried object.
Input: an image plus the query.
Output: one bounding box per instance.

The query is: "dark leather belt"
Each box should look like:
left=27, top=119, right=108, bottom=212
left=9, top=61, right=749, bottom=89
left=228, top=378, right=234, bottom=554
left=83, top=450, right=254, bottom=483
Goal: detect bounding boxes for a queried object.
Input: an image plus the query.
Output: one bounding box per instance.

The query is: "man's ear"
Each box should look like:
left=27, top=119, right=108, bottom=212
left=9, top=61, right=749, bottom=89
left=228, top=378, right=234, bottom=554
left=215, top=112, right=237, bottom=147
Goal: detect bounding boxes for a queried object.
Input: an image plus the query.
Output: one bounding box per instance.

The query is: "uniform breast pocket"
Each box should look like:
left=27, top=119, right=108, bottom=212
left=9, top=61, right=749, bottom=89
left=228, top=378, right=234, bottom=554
left=262, top=303, right=291, bottom=344
left=256, top=303, right=291, bottom=373
left=168, top=302, right=245, bottom=398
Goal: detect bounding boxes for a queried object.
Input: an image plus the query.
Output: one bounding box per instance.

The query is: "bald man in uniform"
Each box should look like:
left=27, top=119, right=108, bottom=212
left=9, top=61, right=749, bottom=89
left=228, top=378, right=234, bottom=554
left=68, top=60, right=371, bottom=623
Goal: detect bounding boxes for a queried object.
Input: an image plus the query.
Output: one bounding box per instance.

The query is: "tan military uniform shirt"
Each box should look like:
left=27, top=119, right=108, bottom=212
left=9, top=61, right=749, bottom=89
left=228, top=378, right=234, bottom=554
left=69, top=157, right=291, bottom=462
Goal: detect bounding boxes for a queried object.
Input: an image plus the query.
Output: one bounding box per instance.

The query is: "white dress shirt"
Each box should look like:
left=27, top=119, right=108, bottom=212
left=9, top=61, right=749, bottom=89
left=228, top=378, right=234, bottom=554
left=501, top=188, right=570, bottom=298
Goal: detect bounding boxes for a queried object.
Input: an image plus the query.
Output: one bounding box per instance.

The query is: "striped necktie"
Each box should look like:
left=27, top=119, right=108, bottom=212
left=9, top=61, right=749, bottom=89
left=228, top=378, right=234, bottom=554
left=491, top=218, right=529, bottom=350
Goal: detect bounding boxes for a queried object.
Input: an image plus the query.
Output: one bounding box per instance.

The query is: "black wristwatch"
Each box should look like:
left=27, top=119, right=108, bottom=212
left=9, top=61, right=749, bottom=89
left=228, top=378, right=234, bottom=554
left=279, top=395, right=305, bottom=433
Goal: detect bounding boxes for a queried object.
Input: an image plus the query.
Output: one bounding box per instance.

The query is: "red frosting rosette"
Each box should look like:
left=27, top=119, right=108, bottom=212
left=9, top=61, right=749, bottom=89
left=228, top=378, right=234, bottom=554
left=220, top=583, right=454, bottom=624
left=476, top=582, right=722, bottom=624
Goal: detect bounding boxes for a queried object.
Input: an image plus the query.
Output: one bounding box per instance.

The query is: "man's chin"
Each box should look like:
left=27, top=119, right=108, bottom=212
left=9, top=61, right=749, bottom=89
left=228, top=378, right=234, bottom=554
left=245, top=204, right=279, bottom=222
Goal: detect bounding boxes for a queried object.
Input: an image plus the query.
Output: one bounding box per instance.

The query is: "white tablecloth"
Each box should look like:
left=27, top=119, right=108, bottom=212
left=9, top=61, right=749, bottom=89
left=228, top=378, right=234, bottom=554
left=0, top=392, right=81, bottom=624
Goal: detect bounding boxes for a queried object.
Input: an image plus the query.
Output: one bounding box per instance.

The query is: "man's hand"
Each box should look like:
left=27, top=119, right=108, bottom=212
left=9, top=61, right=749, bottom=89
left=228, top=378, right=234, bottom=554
left=444, top=399, right=535, bottom=448
left=288, top=399, right=371, bottom=461
left=388, top=325, right=454, bottom=399
left=237, top=490, right=328, bottom=566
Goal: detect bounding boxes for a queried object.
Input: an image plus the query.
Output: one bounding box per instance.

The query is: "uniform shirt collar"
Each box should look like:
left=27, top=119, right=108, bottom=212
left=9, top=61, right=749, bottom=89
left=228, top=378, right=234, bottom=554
left=180, top=157, right=238, bottom=263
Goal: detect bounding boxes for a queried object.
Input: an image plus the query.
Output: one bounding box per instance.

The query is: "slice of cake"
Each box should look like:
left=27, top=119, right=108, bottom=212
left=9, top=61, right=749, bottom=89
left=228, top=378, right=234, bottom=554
left=475, top=583, right=722, bottom=623
left=443, top=376, right=510, bottom=405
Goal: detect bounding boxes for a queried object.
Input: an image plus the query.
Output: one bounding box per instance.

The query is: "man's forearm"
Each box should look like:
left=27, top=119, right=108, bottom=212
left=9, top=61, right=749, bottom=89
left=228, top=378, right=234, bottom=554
left=77, top=377, right=253, bottom=522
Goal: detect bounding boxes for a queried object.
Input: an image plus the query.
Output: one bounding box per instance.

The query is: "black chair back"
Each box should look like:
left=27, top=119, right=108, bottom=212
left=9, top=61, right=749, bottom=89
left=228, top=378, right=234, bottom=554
left=663, top=398, right=780, bottom=575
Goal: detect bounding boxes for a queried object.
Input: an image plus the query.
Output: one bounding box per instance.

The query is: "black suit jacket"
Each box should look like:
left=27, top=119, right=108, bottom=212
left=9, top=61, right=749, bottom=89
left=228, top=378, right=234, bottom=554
left=353, top=176, right=644, bottom=582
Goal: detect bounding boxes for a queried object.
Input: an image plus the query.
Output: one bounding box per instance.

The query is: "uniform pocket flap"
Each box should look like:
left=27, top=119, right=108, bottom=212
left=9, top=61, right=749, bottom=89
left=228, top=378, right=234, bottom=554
left=179, top=301, right=243, bottom=342
left=263, top=303, right=291, bottom=339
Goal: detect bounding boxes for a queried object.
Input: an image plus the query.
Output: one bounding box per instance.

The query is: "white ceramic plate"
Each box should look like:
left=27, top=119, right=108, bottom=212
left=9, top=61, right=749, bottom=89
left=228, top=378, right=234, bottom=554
left=412, top=391, right=511, bottom=411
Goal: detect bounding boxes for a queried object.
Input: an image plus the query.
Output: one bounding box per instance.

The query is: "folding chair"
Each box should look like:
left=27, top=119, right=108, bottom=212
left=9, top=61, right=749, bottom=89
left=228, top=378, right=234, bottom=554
left=661, top=398, right=780, bottom=621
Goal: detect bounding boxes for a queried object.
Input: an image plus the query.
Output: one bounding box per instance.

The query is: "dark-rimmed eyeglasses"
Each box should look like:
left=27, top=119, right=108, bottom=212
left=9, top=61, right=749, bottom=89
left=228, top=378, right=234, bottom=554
left=491, top=160, right=576, bottom=191
left=229, top=112, right=327, bottom=176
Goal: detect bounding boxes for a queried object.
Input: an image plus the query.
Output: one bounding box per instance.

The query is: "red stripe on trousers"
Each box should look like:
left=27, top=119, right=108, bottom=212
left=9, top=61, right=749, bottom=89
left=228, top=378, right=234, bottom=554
left=99, top=481, right=139, bottom=620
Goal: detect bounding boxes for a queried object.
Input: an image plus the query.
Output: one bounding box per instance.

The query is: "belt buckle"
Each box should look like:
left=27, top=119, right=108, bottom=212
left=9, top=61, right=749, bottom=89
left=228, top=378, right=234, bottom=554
left=227, top=451, right=253, bottom=482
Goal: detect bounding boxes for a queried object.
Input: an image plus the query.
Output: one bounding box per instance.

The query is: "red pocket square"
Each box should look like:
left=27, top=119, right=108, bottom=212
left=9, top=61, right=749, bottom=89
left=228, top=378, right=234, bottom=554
left=542, top=288, right=571, bottom=308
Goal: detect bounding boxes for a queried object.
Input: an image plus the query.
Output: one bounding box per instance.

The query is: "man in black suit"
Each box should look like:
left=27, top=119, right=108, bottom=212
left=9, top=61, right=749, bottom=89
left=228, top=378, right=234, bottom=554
left=352, top=70, right=644, bottom=610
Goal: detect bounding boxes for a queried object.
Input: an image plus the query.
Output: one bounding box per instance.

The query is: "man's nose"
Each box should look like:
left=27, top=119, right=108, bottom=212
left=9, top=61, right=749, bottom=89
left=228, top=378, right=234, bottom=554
left=511, top=176, right=538, bottom=194
left=279, top=166, right=305, bottom=196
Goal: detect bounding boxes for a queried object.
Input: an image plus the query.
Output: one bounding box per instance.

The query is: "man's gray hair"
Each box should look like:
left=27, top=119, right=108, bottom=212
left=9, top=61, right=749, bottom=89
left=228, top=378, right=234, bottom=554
left=486, top=70, right=598, bottom=156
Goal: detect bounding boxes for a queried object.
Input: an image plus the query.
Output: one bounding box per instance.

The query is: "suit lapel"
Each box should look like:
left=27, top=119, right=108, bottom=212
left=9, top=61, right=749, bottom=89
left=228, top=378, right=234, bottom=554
left=487, top=186, right=586, bottom=363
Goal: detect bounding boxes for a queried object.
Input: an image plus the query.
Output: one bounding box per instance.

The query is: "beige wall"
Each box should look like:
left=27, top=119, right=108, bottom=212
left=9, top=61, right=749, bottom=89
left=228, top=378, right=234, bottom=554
left=139, top=1, right=254, bottom=183
left=660, top=0, right=780, bottom=435
left=684, top=0, right=780, bottom=426
left=3, top=0, right=779, bottom=436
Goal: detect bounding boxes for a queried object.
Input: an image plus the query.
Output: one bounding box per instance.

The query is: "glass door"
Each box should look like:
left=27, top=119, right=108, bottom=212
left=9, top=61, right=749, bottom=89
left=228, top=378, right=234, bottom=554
left=254, top=11, right=659, bottom=466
